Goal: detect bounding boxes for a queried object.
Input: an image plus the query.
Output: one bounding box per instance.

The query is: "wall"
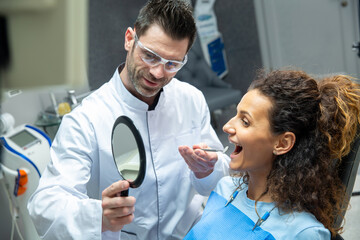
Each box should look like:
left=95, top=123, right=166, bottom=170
left=254, top=0, right=360, bottom=79
left=88, top=0, right=146, bottom=90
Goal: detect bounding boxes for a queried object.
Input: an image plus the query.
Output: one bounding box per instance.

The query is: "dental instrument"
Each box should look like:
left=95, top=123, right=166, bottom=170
left=200, top=146, right=229, bottom=153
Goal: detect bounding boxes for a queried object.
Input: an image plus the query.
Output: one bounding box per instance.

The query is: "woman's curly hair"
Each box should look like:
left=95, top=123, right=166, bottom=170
left=238, top=68, right=360, bottom=236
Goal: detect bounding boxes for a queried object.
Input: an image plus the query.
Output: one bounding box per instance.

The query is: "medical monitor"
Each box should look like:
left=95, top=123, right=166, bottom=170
left=9, top=129, right=40, bottom=149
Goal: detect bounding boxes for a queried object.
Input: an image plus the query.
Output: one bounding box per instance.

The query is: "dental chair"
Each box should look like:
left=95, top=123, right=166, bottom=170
left=332, top=131, right=360, bottom=240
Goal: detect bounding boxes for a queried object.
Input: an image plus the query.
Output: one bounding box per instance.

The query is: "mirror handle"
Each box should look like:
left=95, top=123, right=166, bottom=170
left=120, top=189, right=129, bottom=197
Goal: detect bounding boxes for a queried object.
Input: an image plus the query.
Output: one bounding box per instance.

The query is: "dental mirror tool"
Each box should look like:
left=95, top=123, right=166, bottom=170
left=200, top=146, right=229, bottom=153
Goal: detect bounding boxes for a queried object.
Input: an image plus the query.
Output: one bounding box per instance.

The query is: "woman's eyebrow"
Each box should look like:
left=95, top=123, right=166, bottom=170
left=239, top=110, right=252, bottom=119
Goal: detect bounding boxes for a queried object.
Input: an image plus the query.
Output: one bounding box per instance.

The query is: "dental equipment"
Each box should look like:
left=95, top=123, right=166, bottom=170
left=200, top=146, right=229, bottom=153
left=0, top=113, right=51, bottom=240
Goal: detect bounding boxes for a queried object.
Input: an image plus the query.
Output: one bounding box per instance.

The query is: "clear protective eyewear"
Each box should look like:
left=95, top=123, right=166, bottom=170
left=134, top=34, right=188, bottom=73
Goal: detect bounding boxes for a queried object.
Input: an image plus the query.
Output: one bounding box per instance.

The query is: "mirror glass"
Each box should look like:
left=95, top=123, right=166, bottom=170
left=111, top=116, right=146, bottom=189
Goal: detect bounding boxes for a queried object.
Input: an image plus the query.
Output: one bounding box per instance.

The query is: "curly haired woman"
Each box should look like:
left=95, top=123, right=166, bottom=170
left=184, top=69, right=360, bottom=240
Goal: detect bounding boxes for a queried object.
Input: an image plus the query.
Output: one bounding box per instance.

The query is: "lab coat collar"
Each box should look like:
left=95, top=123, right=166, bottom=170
left=110, top=64, right=148, bottom=111
left=110, top=64, right=169, bottom=111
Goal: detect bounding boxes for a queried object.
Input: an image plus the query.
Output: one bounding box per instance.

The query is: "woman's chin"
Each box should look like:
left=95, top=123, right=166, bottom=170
left=229, top=162, right=240, bottom=171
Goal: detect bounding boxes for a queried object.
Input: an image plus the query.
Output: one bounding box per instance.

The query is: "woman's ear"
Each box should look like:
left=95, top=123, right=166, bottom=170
left=273, top=132, right=295, bottom=156
left=124, top=27, right=135, bottom=51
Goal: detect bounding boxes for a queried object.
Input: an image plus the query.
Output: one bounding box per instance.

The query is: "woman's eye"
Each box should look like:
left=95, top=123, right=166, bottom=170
left=241, top=118, right=249, bottom=127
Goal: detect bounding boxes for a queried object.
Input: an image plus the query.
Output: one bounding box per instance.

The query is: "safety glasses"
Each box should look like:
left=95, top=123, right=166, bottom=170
left=134, top=34, right=188, bottom=73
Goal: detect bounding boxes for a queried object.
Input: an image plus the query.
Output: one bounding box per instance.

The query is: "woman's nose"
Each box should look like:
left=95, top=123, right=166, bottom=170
left=223, top=118, right=235, bottom=135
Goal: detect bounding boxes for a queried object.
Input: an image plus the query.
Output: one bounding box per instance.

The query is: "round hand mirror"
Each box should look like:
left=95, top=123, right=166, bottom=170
left=111, top=116, right=146, bottom=196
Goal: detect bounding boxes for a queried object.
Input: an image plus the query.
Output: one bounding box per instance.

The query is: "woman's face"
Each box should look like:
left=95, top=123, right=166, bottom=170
left=223, top=89, right=279, bottom=175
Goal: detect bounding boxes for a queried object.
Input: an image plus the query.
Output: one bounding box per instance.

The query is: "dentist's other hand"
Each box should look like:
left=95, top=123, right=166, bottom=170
left=101, top=180, right=136, bottom=232
left=179, top=143, right=218, bottom=179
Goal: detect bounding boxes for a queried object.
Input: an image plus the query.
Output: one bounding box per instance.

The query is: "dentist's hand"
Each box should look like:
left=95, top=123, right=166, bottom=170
left=101, top=180, right=136, bottom=232
left=179, top=143, right=218, bottom=179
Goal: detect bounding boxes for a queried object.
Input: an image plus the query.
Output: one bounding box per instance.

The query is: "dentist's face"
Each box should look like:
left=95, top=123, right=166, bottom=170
left=223, top=89, right=278, bottom=175
left=124, top=24, right=188, bottom=105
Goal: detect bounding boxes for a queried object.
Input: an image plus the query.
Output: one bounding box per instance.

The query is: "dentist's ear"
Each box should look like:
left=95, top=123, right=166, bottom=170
left=273, top=132, right=295, bottom=156
left=124, top=27, right=135, bottom=51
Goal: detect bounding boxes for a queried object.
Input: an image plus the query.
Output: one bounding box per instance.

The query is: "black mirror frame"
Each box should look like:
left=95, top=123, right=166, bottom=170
left=111, top=115, right=146, bottom=188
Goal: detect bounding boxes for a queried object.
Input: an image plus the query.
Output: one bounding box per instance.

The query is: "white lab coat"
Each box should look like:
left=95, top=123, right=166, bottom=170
left=28, top=67, right=229, bottom=240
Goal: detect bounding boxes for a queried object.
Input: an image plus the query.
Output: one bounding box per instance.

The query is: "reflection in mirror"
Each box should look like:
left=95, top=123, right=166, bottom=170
left=112, top=123, right=139, bottom=182
left=111, top=116, right=146, bottom=196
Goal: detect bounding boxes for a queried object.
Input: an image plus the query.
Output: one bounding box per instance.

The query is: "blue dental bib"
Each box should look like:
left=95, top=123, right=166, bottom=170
left=184, top=191, right=276, bottom=240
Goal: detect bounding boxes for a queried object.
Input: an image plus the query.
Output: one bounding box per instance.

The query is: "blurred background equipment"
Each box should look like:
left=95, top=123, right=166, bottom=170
left=194, top=0, right=229, bottom=78
left=0, top=113, right=51, bottom=240
left=0, top=1, right=88, bottom=239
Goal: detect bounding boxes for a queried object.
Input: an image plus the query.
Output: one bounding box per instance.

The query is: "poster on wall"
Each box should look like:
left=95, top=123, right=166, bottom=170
left=194, top=0, right=228, bottom=78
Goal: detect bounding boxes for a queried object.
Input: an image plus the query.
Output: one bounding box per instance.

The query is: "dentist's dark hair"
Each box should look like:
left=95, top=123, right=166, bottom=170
left=245, top=68, right=360, bottom=236
left=134, top=0, right=196, bottom=52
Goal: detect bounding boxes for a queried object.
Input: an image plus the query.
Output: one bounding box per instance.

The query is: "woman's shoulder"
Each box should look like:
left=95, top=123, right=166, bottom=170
left=291, top=211, right=330, bottom=238
left=270, top=210, right=330, bottom=240
left=294, top=225, right=330, bottom=240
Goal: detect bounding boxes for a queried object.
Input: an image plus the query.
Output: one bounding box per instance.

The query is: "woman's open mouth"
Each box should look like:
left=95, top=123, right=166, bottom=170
left=232, top=144, right=243, bottom=155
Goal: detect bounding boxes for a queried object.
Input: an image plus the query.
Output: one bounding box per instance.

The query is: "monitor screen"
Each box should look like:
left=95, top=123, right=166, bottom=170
left=9, top=129, right=39, bottom=149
